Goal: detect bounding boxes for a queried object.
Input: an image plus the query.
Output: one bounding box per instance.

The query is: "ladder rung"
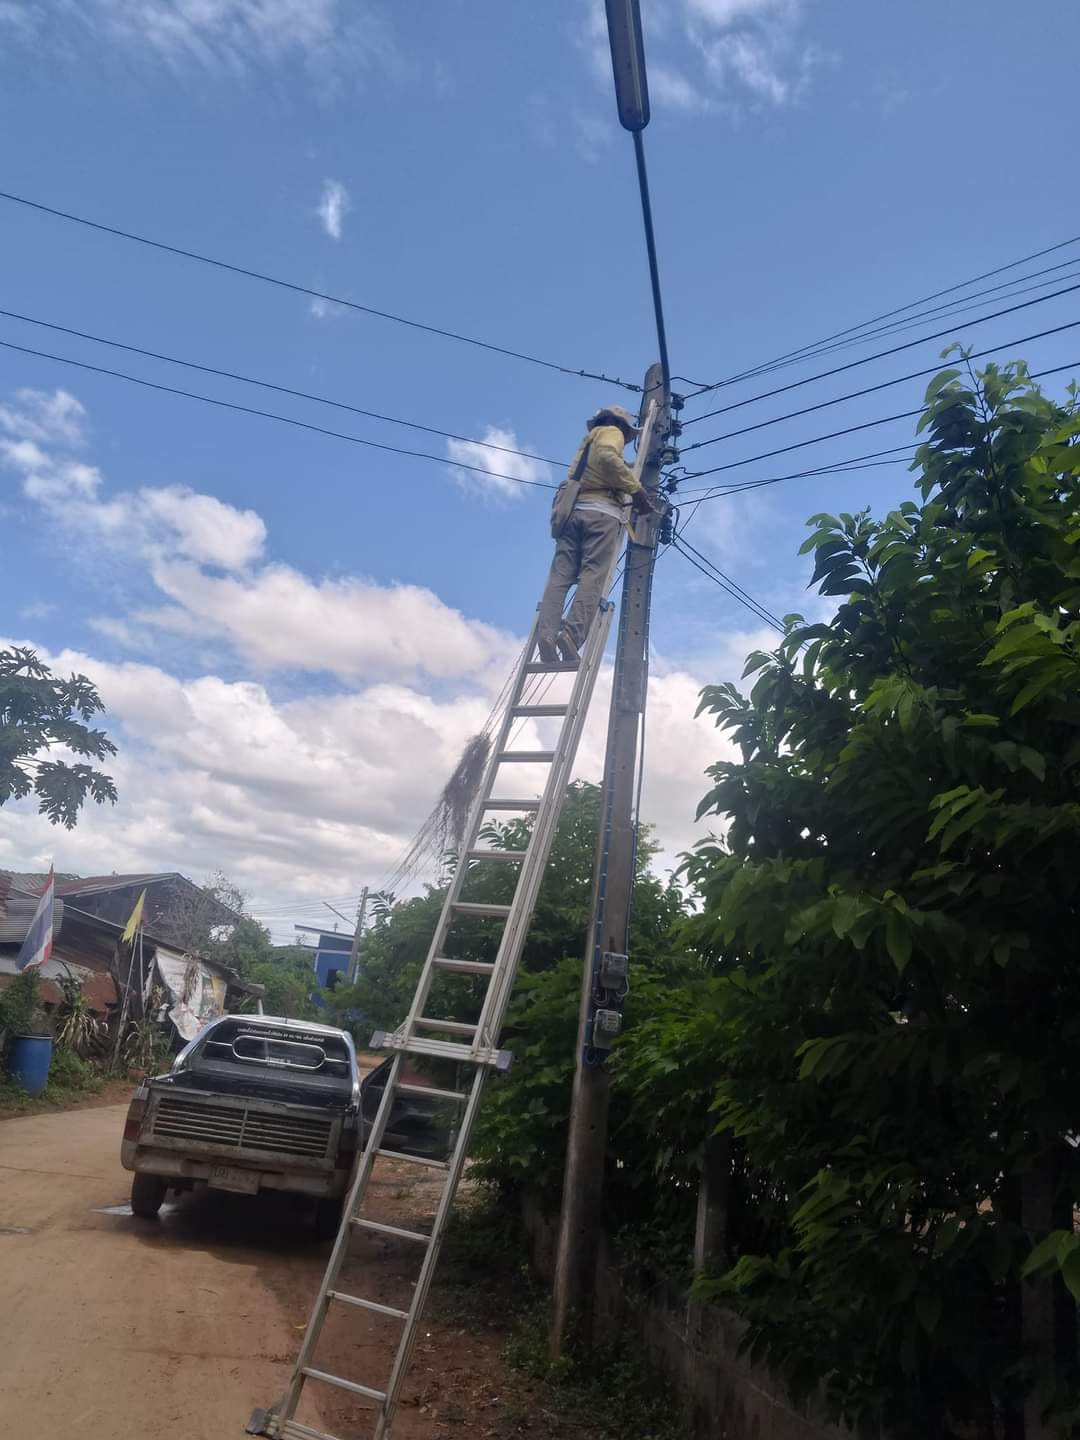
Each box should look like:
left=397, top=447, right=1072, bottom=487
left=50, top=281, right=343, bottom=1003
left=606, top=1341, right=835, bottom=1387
left=482, top=797, right=540, bottom=811
left=450, top=901, right=512, bottom=917
left=377, top=1148, right=450, bottom=1170
left=351, top=1216, right=431, bottom=1244
left=497, top=749, right=555, bottom=763
left=465, top=848, right=527, bottom=863
left=301, top=1368, right=386, bottom=1403
left=328, top=1291, right=408, bottom=1320
left=371, top=1029, right=512, bottom=1070
left=524, top=661, right=578, bottom=673
left=280, top=1420, right=346, bottom=1440
left=414, top=1017, right=478, bottom=1035
left=510, top=703, right=568, bottom=718
left=433, top=956, right=497, bottom=974
left=395, top=1081, right=468, bottom=1102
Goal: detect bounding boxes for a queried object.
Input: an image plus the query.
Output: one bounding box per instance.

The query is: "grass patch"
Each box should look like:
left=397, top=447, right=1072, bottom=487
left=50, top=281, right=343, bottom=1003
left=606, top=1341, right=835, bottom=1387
left=435, top=1189, right=683, bottom=1440
left=0, top=1049, right=105, bottom=1115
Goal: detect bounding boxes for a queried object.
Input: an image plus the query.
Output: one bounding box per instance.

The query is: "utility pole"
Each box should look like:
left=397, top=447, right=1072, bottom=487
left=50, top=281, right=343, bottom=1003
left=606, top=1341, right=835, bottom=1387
left=347, top=886, right=368, bottom=986
left=550, top=362, right=671, bottom=1356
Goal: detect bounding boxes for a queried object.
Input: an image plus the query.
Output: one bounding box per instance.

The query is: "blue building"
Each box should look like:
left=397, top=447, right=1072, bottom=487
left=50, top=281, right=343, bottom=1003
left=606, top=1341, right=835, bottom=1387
left=295, top=925, right=353, bottom=1000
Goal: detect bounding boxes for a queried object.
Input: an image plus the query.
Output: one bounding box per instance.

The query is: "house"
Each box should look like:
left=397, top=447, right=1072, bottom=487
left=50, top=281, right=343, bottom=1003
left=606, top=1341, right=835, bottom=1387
left=0, top=870, right=263, bottom=1040
left=294, top=924, right=354, bottom=994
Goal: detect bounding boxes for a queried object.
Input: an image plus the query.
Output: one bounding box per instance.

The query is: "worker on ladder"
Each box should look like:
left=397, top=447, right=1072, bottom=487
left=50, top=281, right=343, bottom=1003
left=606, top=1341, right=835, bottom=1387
left=538, top=404, right=648, bottom=666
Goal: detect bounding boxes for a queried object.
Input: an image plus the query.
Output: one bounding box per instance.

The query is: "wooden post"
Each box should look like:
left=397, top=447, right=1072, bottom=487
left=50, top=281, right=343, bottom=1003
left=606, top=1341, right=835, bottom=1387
left=694, top=1133, right=732, bottom=1276
left=550, top=364, right=670, bottom=1358
left=1022, top=1158, right=1057, bottom=1439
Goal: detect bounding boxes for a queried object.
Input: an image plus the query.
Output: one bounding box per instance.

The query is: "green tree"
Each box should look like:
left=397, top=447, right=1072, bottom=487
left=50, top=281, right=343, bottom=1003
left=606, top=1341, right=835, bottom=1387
left=626, top=359, right=1080, bottom=1436
left=0, top=646, right=117, bottom=827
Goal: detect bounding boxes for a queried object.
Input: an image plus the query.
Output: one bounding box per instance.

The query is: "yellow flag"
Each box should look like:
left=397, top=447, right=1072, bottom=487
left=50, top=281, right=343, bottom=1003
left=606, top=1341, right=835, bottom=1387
left=121, top=889, right=147, bottom=945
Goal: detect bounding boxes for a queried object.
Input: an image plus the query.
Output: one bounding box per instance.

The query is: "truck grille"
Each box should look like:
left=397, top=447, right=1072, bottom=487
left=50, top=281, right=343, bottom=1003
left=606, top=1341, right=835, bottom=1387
left=151, top=1096, right=334, bottom=1161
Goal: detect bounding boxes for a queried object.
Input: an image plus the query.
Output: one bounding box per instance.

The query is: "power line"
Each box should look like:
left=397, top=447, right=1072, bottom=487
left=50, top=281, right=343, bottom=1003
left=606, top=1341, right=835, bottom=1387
left=683, top=231, right=1080, bottom=395
left=0, top=187, right=640, bottom=393
left=672, top=444, right=920, bottom=500
left=679, top=357, right=1080, bottom=484
left=671, top=536, right=786, bottom=634
left=681, top=316, right=1080, bottom=456
left=0, top=336, right=559, bottom=491
left=683, top=260, right=1080, bottom=395
left=0, top=307, right=567, bottom=469
left=681, top=279, right=1080, bottom=427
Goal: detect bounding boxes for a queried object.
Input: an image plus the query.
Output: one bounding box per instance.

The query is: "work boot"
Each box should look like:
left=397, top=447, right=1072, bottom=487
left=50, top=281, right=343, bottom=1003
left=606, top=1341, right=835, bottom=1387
left=556, top=630, right=581, bottom=668
left=537, top=637, right=559, bottom=665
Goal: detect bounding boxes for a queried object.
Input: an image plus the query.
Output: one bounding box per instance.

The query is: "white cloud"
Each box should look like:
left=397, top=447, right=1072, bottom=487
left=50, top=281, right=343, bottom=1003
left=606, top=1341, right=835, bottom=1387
left=316, top=178, right=350, bottom=241
left=18, top=601, right=56, bottom=621
left=650, top=63, right=710, bottom=111
left=309, top=294, right=348, bottom=321
left=572, top=0, right=821, bottom=119
left=0, top=388, right=268, bottom=570
left=0, top=387, right=87, bottom=446
left=2, top=386, right=515, bottom=685
left=0, top=635, right=740, bottom=937
left=445, top=427, right=552, bottom=501
left=147, top=557, right=517, bottom=682
left=2, top=1, right=396, bottom=84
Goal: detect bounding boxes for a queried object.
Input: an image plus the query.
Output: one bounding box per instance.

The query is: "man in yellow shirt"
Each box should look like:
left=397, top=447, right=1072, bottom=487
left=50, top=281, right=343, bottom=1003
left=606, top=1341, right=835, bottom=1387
left=537, top=405, right=644, bottom=666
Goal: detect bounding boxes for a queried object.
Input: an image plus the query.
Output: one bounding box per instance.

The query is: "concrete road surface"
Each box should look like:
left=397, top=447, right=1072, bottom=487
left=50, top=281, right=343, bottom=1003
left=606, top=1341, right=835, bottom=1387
left=0, top=1102, right=331, bottom=1440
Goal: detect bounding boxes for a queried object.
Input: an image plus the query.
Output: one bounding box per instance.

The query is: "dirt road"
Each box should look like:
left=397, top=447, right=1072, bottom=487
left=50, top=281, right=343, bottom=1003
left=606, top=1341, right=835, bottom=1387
left=0, top=1102, right=512, bottom=1440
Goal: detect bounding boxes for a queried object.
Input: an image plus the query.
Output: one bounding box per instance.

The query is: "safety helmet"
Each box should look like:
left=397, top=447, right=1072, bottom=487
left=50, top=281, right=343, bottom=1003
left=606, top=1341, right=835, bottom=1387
left=587, top=404, right=641, bottom=437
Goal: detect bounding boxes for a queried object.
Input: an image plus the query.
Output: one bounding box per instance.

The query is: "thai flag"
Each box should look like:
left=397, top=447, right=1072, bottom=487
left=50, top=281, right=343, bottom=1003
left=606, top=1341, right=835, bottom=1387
left=16, top=867, right=55, bottom=972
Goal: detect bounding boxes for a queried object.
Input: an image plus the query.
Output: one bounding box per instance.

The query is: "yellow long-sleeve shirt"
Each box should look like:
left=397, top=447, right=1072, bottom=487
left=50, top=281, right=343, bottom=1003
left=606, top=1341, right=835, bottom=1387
left=566, top=424, right=641, bottom=513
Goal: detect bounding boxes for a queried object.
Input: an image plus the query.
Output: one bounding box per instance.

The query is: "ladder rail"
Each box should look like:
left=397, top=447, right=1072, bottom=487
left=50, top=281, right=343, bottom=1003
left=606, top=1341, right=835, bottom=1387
left=372, top=1065, right=487, bottom=1440
left=275, top=1050, right=405, bottom=1423
left=474, top=599, right=614, bottom=1046
left=397, top=615, right=540, bottom=1041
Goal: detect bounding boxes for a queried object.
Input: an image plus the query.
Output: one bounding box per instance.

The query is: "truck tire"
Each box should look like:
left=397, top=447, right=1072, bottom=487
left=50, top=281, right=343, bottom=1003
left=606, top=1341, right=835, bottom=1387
left=314, top=1196, right=344, bottom=1240
left=131, top=1173, right=167, bottom=1218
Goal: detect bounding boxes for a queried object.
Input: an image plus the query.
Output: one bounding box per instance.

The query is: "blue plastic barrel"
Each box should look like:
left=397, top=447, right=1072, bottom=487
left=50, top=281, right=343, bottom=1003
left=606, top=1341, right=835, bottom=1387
left=8, top=1035, right=53, bottom=1098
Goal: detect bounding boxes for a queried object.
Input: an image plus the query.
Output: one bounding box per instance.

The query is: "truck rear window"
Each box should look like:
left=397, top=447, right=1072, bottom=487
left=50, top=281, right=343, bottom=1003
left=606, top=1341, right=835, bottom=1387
left=192, top=1020, right=352, bottom=1084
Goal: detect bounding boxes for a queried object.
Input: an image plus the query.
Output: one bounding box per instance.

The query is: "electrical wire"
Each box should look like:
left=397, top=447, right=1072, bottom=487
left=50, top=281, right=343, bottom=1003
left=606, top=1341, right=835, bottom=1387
left=680, top=316, right=1080, bottom=455
left=0, top=188, right=640, bottom=392
left=681, top=261, right=1080, bottom=396
left=679, top=357, right=1080, bottom=484
left=0, top=307, right=567, bottom=469
left=0, top=336, right=558, bottom=491
left=683, top=231, right=1080, bottom=395
left=671, top=536, right=786, bottom=634
left=681, top=279, right=1080, bottom=427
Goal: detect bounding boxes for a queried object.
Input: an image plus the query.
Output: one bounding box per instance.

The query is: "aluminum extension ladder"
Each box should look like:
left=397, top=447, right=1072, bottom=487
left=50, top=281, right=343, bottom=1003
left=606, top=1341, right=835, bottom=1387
left=252, top=404, right=655, bottom=1440
left=250, top=619, right=612, bottom=1440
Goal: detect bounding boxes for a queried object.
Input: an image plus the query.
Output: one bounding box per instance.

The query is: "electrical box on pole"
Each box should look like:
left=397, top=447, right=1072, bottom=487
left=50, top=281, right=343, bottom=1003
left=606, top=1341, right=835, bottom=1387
left=549, top=363, right=670, bottom=1357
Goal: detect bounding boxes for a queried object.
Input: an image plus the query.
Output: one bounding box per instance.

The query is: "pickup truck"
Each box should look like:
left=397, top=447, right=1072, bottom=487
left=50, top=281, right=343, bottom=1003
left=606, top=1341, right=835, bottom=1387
left=121, top=1014, right=363, bottom=1235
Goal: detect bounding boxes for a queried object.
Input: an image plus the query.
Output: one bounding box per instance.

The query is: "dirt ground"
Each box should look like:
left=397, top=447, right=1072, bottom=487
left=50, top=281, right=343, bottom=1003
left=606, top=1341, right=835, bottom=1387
left=0, top=1099, right=534, bottom=1440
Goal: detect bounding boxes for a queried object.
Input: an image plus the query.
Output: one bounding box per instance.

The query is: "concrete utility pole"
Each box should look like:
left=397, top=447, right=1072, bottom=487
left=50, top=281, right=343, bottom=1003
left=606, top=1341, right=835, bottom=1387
left=550, top=362, right=671, bottom=1356
left=347, top=886, right=368, bottom=986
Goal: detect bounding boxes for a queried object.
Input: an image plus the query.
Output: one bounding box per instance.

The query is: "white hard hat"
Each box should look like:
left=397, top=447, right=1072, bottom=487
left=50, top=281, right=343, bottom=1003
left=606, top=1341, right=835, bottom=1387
left=587, top=404, right=641, bottom=437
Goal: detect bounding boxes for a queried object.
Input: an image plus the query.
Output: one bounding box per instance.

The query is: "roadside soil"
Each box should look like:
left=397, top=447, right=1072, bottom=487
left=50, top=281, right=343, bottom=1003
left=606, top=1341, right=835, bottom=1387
left=0, top=1098, right=561, bottom=1440
left=0, top=1075, right=134, bottom=1120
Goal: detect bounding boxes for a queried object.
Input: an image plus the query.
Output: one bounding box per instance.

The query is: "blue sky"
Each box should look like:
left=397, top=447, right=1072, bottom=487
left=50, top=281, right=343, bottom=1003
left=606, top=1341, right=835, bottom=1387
left=2, top=0, right=1078, bottom=935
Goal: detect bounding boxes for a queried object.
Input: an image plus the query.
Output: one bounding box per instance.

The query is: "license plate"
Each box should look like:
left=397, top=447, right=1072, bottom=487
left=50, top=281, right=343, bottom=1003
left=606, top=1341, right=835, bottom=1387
left=208, top=1164, right=259, bottom=1194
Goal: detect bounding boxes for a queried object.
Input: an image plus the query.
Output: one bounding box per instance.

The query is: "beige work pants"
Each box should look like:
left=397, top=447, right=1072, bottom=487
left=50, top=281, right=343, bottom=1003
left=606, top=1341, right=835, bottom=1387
left=537, top=508, right=623, bottom=651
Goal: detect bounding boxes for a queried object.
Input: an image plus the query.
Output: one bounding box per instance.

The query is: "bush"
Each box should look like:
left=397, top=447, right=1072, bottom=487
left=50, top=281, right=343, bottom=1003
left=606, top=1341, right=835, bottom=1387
left=0, top=968, right=50, bottom=1047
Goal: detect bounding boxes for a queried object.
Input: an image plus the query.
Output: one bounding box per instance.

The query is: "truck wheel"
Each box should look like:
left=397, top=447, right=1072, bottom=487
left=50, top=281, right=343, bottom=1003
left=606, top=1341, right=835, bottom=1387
left=314, top=1197, right=344, bottom=1240
left=131, top=1173, right=167, bottom=1218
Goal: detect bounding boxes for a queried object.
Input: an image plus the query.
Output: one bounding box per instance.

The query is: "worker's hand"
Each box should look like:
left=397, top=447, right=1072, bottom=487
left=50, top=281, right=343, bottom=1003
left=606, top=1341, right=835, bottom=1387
left=631, top=489, right=659, bottom=514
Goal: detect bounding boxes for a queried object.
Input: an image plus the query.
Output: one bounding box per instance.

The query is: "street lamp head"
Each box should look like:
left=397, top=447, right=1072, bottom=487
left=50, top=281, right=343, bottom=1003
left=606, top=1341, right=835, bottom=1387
left=604, top=0, right=650, bottom=132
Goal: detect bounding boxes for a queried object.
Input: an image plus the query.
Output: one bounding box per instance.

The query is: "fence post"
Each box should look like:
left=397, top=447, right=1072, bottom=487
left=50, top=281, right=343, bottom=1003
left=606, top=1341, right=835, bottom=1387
left=1022, top=1157, right=1057, bottom=1439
